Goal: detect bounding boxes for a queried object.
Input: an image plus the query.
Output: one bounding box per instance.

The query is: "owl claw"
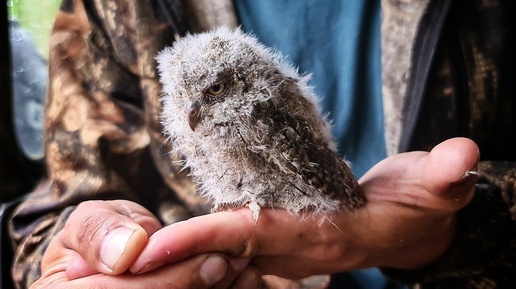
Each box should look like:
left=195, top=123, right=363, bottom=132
left=248, top=201, right=261, bottom=224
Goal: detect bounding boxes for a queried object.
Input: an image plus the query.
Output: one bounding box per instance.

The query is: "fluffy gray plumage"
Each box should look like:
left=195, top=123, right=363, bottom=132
left=157, top=26, right=365, bottom=220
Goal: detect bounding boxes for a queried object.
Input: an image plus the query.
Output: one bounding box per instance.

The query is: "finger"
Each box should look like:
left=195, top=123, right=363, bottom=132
left=130, top=208, right=327, bottom=274
left=130, top=210, right=255, bottom=273
left=361, top=137, right=479, bottom=213
left=43, top=200, right=162, bottom=279
left=212, top=258, right=254, bottom=289
left=33, top=254, right=230, bottom=289
left=64, top=250, right=97, bottom=279
left=229, top=265, right=262, bottom=289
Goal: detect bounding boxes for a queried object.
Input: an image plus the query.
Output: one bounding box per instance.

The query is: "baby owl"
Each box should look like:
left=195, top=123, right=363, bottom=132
left=157, top=26, right=365, bottom=220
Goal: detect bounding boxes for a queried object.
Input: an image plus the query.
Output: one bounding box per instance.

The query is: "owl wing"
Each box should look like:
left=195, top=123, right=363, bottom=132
left=256, top=107, right=365, bottom=209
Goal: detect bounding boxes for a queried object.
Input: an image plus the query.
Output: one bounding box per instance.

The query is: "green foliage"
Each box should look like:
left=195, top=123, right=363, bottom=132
left=7, top=0, right=61, bottom=59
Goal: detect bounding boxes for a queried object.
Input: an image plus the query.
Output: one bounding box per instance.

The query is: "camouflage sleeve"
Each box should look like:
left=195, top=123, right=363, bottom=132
left=382, top=161, right=516, bottom=289
left=7, top=0, right=203, bottom=287
left=381, top=0, right=516, bottom=287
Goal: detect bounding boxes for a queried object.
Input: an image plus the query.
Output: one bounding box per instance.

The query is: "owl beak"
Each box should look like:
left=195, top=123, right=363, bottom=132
left=188, top=100, right=202, bottom=131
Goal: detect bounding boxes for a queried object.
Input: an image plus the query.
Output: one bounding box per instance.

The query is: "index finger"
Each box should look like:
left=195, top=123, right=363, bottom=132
left=130, top=208, right=340, bottom=274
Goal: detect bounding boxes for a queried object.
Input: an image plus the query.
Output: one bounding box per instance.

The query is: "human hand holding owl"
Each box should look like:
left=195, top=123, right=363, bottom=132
left=133, top=27, right=479, bottom=286
left=32, top=27, right=479, bottom=289
left=31, top=137, right=478, bottom=289
left=130, top=137, right=479, bottom=285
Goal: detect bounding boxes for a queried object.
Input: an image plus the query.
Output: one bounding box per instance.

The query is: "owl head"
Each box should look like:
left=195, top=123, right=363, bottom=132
left=156, top=26, right=303, bottom=136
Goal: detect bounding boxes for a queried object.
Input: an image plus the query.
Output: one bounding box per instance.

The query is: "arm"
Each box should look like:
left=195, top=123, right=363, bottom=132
left=382, top=161, right=516, bottom=288
left=130, top=138, right=516, bottom=288
left=8, top=0, right=198, bottom=287
left=127, top=138, right=494, bottom=285
left=381, top=0, right=516, bottom=285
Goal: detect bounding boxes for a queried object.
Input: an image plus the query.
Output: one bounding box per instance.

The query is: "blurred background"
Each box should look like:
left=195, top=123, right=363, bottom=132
left=8, top=0, right=60, bottom=58
left=1, top=0, right=60, bottom=202
left=1, top=4, right=60, bottom=288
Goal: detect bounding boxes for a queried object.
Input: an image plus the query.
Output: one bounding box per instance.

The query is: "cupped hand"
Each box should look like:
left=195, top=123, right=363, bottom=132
left=30, top=199, right=260, bottom=289
left=129, top=137, right=479, bottom=282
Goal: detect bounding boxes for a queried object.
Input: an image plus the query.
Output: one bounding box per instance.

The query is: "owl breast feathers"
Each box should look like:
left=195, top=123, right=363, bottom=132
left=157, top=26, right=365, bottom=220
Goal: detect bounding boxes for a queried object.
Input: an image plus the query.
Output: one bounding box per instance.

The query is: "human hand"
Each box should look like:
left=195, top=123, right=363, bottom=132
left=128, top=137, right=479, bottom=284
left=30, top=200, right=259, bottom=289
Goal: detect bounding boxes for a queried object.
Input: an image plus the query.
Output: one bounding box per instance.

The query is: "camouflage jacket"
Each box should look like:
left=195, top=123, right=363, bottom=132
left=7, top=0, right=516, bottom=288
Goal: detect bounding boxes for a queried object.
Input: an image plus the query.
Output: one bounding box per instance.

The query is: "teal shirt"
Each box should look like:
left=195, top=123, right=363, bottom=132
left=235, top=0, right=386, bottom=178
left=235, top=1, right=397, bottom=288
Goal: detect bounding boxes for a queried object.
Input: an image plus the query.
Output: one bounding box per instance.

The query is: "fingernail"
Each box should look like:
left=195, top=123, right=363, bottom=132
left=100, top=227, right=135, bottom=271
left=467, top=154, right=480, bottom=174
left=134, top=261, right=165, bottom=274
left=465, top=153, right=480, bottom=175
left=451, top=172, right=478, bottom=186
left=200, top=255, right=228, bottom=286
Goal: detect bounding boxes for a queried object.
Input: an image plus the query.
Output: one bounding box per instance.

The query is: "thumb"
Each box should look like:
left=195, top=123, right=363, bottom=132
left=422, top=137, right=479, bottom=212
left=43, top=200, right=162, bottom=280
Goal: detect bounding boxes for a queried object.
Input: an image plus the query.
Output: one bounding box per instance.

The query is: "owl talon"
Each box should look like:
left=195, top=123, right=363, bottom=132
left=248, top=201, right=261, bottom=223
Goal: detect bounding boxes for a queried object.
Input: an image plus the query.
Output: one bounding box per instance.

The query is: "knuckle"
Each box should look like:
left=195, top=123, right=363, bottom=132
left=65, top=202, right=119, bottom=249
left=76, top=213, right=107, bottom=247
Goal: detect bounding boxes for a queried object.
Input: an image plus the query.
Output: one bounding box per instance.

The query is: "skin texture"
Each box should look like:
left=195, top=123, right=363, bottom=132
left=31, top=137, right=479, bottom=288
left=30, top=200, right=260, bottom=289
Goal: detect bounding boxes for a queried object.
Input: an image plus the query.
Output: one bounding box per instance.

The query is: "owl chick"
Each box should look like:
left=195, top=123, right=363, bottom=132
left=157, top=26, right=365, bottom=220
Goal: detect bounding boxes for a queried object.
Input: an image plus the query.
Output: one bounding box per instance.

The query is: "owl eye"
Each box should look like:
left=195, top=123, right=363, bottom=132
left=205, top=83, right=226, bottom=96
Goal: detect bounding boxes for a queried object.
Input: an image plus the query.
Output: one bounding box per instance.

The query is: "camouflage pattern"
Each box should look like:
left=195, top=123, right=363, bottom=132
left=6, top=0, right=516, bottom=288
